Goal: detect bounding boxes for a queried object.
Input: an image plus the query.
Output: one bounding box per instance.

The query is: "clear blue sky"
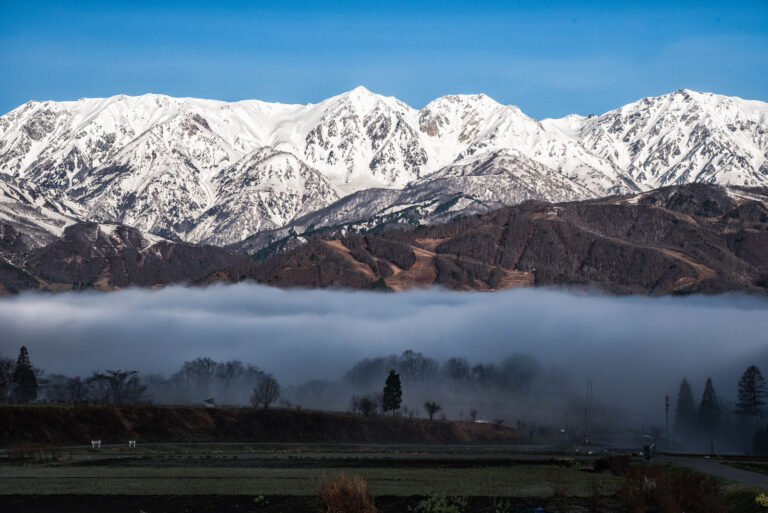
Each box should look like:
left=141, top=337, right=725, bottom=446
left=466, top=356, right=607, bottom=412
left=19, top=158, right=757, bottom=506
left=1, top=0, right=766, bottom=119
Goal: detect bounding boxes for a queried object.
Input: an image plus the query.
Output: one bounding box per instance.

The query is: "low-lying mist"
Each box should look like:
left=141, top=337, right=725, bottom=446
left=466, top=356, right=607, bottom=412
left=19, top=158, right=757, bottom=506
left=1, top=284, right=766, bottom=436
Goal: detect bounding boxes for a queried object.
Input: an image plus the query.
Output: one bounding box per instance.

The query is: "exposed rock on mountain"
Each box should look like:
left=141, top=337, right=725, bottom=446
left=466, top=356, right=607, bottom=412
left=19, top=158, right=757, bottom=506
left=568, top=90, right=768, bottom=188
left=186, top=148, right=338, bottom=245
left=234, top=150, right=595, bottom=256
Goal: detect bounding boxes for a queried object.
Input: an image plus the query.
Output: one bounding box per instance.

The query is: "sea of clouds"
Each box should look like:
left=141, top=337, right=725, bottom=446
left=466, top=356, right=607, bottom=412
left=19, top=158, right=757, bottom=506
left=1, top=284, right=766, bottom=421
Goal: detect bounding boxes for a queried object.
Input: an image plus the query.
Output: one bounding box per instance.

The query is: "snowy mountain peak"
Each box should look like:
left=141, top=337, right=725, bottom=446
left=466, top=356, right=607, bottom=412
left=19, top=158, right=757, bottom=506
left=575, top=89, right=768, bottom=188
left=1, top=88, right=766, bottom=247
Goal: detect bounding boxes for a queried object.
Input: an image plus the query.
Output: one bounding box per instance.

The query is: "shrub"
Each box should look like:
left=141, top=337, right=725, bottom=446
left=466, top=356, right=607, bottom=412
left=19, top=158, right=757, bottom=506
left=594, top=454, right=631, bottom=475
left=410, top=493, right=467, bottom=513
left=617, top=464, right=722, bottom=513
left=316, top=473, right=377, bottom=513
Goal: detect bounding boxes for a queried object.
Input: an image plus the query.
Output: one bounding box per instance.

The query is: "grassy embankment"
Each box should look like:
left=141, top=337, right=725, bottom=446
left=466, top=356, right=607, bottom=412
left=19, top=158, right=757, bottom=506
left=0, top=403, right=524, bottom=446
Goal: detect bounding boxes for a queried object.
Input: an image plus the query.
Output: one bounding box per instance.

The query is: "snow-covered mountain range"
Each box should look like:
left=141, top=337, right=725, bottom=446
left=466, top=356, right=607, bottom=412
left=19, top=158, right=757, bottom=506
left=1, top=87, right=766, bottom=248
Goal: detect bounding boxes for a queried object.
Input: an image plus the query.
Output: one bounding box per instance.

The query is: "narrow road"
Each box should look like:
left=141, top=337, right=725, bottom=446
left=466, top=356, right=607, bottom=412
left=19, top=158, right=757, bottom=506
left=658, top=456, right=768, bottom=491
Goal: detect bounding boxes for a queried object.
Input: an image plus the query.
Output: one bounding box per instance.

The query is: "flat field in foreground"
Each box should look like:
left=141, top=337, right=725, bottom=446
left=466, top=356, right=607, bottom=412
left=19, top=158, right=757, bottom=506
left=0, top=462, right=620, bottom=496
left=0, top=449, right=766, bottom=513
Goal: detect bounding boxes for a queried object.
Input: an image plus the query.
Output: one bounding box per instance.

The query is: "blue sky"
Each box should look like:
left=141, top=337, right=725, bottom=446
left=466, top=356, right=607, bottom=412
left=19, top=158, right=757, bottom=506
left=1, top=0, right=766, bottom=119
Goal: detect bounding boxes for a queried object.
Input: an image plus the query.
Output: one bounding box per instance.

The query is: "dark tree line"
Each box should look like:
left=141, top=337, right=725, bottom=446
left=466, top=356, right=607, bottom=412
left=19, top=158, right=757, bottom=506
left=674, top=366, right=768, bottom=453
left=344, top=350, right=542, bottom=392
left=1, top=349, right=282, bottom=408
left=147, top=357, right=271, bottom=405
left=36, top=370, right=147, bottom=404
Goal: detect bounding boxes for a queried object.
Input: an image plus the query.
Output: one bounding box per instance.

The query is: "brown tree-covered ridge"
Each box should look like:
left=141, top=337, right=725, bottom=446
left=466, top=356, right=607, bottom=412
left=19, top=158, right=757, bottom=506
left=1, top=183, right=767, bottom=295
left=205, top=184, right=768, bottom=295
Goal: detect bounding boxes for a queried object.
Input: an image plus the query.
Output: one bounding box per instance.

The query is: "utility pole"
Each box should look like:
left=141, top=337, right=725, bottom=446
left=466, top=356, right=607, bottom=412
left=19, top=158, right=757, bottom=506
left=585, top=379, right=593, bottom=445
left=665, top=395, right=670, bottom=443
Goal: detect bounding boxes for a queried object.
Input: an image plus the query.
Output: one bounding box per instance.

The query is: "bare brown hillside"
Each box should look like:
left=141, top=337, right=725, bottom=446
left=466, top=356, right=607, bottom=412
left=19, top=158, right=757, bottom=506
left=203, top=184, right=768, bottom=295
left=2, top=184, right=767, bottom=295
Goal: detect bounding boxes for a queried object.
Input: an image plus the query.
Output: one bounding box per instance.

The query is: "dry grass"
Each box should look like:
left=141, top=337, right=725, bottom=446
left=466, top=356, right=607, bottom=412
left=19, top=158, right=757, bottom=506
left=585, top=480, right=602, bottom=512
left=316, top=473, right=377, bottom=513
left=617, top=464, right=723, bottom=513
left=0, top=404, right=524, bottom=446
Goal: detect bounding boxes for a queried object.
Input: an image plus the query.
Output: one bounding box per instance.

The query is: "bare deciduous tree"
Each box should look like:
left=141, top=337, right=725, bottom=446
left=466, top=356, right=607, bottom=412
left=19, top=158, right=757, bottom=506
left=424, top=400, right=442, bottom=421
left=359, top=396, right=376, bottom=417
left=251, top=375, right=280, bottom=409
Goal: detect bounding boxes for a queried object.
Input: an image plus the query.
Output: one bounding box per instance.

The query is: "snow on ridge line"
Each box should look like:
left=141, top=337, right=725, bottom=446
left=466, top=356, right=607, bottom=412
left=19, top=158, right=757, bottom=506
left=0, top=87, right=767, bottom=247
left=9, top=87, right=766, bottom=120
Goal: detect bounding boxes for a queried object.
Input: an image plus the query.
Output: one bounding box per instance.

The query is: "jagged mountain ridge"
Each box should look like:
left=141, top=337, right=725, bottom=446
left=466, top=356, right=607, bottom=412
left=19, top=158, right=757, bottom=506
left=235, top=150, right=597, bottom=256
left=1, top=88, right=766, bottom=247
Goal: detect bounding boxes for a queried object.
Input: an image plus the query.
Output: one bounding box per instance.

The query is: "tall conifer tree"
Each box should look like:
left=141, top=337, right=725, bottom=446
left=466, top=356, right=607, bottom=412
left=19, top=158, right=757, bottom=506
left=11, top=346, right=37, bottom=403
left=674, top=377, right=696, bottom=440
left=736, top=365, right=767, bottom=427
left=698, top=378, right=721, bottom=436
left=382, top=369, right=402, bottom=414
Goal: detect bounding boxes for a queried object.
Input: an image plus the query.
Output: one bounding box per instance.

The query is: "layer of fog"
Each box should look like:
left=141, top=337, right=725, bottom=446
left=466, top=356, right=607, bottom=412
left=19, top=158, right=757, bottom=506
left=1, top=284, right=766, bottom=430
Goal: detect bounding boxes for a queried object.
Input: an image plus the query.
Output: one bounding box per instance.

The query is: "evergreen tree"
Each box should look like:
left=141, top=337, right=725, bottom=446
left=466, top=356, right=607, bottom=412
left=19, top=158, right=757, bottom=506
left=736, top=365, right=767, bottom=427
left=382, top=369, right=402, bottom=414
left=674, top=377, right=696, bottom=440
left=698, top=378, right=721, bottom=436
left=11, top=346, right=37, bottom=403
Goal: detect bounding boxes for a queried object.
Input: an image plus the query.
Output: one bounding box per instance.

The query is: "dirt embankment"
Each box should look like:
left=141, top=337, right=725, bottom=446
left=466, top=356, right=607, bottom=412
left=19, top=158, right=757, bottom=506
left=0, top=405, right=524, bottom=446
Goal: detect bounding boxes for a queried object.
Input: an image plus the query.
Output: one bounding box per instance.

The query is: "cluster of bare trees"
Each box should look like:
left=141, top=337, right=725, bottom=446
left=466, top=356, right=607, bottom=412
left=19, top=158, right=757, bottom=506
left=339, top=350, right=551, bottom=422
left=46, top=370, right=146, bottom=404
left=138, top=357, right=279, bottom=407
left=1, top=350, right=283, bottom=408
left=349, top=394, right=381, bottom=417
left=149, top=357, right=268, bottom=404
